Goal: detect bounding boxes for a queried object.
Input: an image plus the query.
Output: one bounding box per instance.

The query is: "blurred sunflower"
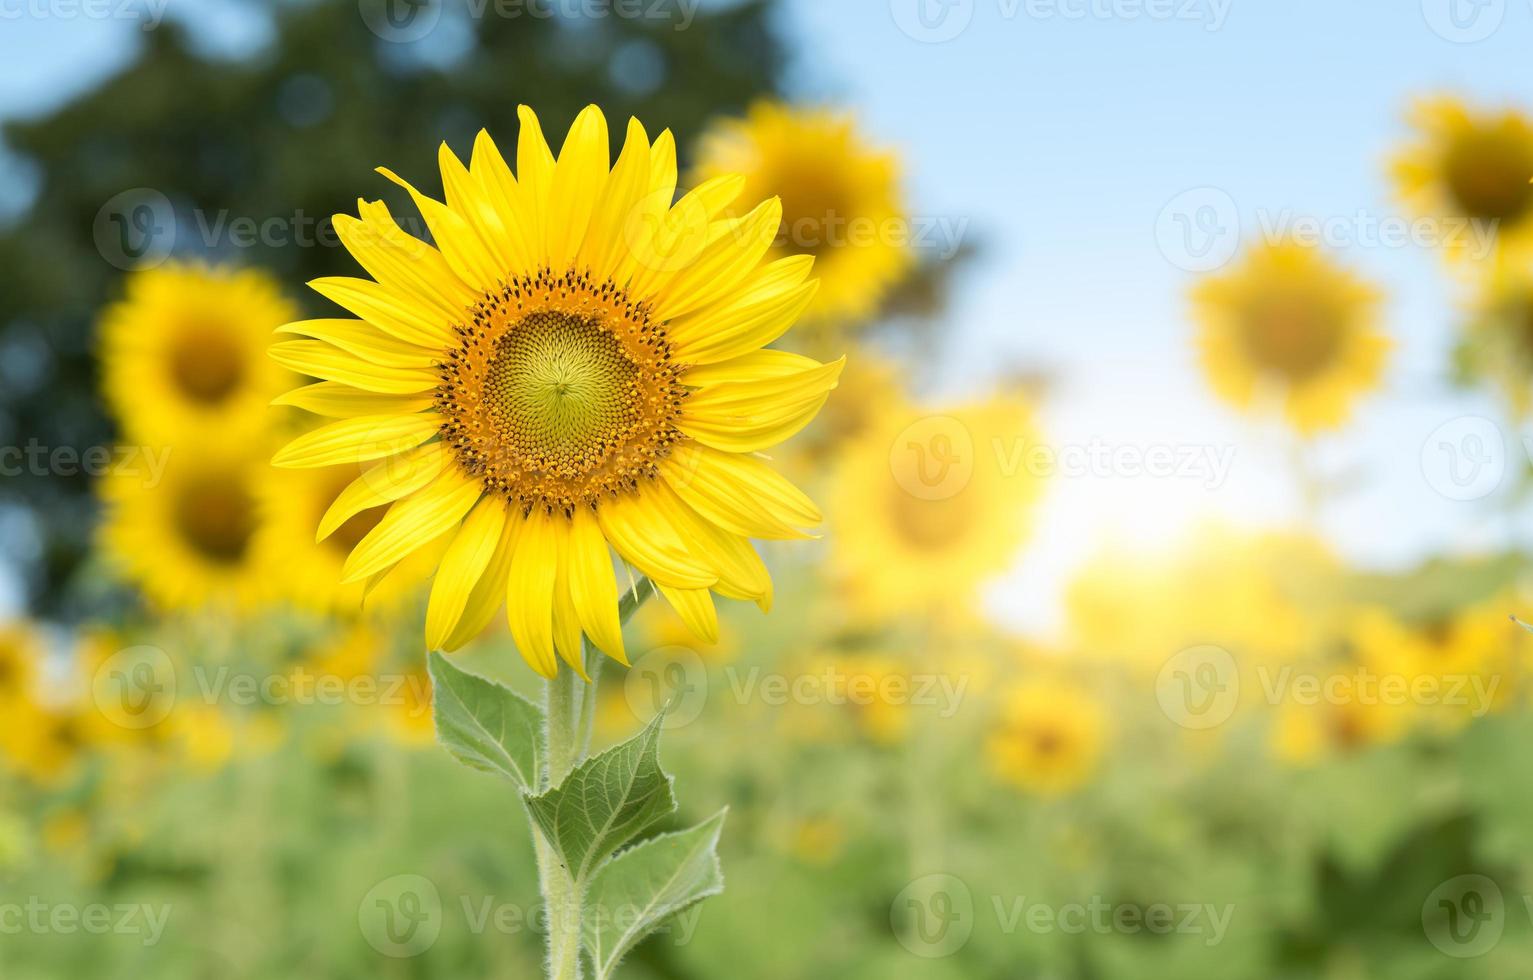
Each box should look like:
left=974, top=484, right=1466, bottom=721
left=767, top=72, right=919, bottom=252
left=1270, top=668, right=1408, bottom=766
left=692, top=101, right=911, bottom=329
left=986, top=679, right=1106, bottom=796
left=99, top=449, right=282, bottom=612
left=100, top=263, right=298, bottom=446
left=827, top=395, right=1042, bottom=621
left=1353, top=602, right=1517, bottom=729
left=271, top=105, right=839, bottom=678
left=1391, top=96, right=1533, bottom=259
left=0, top=620, right=40, bottom=705
left=1193, top=240, right=1389, bottom=434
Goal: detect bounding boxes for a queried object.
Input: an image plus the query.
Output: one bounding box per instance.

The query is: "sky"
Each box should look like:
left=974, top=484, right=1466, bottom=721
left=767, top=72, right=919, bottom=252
left=2, top=0, right=1532, bottom=632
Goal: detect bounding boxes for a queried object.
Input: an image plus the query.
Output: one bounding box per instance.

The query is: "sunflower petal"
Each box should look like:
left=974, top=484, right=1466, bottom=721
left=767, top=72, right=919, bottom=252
left=341, top=467, right=481, bottom=583
left=546, top=104, right=610, bottom=271
left=425, top=497, right=510, bottom=650
left=273, top=414, right=441, bottom=468
left=566, top=505, right=626, bottom=664
left=650, top=197, right=782, bottom=321
left=596, top=490, right=718, bottom=589
left=656, top=584, right=719, bottom=645
left=442, top=512, right=521, bottom=652
left=318, top=443, right=448, bottom=540
left=507, top=508, right=559, bottom=679
left=310, top=276, right=454, bottom=349
left=276, top=319, right=438, bottom=369
left=273, top=382, right=434, bottom=419
left=661, top=443, right=820, bottom=539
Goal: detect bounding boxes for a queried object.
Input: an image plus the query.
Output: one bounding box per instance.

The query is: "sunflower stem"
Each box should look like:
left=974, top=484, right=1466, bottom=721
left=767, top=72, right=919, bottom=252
left=535, top=576, right=654, bottom=980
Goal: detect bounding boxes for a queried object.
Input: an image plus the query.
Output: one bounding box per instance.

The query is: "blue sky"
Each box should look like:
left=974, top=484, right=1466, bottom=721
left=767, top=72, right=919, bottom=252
left=3, top=0, right=1532, bottom=630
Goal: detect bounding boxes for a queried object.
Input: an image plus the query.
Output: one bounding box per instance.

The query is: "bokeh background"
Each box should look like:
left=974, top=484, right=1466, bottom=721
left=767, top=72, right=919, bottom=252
left=5, top=1, right=1533, bottom=977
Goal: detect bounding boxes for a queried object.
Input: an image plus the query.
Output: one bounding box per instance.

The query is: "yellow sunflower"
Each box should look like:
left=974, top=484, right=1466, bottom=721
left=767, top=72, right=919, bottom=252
left=827, top=394, right=1042, bottom=621
left=1193, top=240, right=1389, bottom=434
left=692, top=101, right=911, bottom=329
left=1391, top=96, right=1533, bottom=260
left=99, top=448, right=282, bottom=612
left=100, top=262, right=298, bottom=446
left=0, top=620, right=40, bottom=705
left=986, top=679, right=1106, bottom=797
left=270, top=105, right=840, bottom=679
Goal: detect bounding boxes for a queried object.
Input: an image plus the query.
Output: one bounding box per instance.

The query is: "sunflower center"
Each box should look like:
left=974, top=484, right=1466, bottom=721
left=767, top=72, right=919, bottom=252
left=1237, top=292, right=1346, bottom=382
left=437, top=270, right=687, bottom=513
left=174, top=474, right=256, bottom=565
left=171, top=323, right=246, bottom=405
left=1443, top=129, right=1533, bottom=224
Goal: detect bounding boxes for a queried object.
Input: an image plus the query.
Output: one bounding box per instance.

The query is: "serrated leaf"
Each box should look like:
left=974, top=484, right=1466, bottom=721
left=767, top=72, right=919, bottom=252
left=429, top=651, right=544, bottom=789
left=583, top=810, right=727, bottom=980
left=524, top=713, right=677, bottom=883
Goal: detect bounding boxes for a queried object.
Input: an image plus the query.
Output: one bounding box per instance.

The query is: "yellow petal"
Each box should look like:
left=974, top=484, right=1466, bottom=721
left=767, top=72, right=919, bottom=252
left=679, top=356, right=844, bottom=453
left=566, top=505, right=627, bottom=664
left=469, top=129, right=539, bottom=276
left=517, top=105, right=556, bottom=266
left=273, top=413, right=441, bottom=468
left=276, top=318, right=438, bottom=369
left=443, top=512, right=522, bottom=652
left=667, top=259, right=818, bottom=364
left=656, top=584, right=718, bottom=645
left=269, top=340, right=439, bottom=394
left=426, top=497, right=510, bottom=650
left=318, top=443, right=448, bottom=540
left=377, top=165, right=503, bottom=293
left=546, top=104, right=610, bottom=271
left=341, top=467, right=481, bottom=582
left=507, top=507, right=559, bottom=679
left=577, top=117, right=652, bottom=284
left=596, top=490, right=717, bottom=589
left=661, top=443, right=820, bottom=539
left=273, top=382, right=434, bottom=419
left=650, top=197, right=781, bottom=322
left=310, top=276, right=455, bottom=349
left=338, top=201, right=478, bottom=317
left=436, top=142, right=518, bottom=278
left=552, top=525, right=589, bottom=679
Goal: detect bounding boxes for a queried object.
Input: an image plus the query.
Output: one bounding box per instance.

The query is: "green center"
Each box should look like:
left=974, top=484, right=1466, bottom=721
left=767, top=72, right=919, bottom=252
left=484, top=311, right=641, bottom=470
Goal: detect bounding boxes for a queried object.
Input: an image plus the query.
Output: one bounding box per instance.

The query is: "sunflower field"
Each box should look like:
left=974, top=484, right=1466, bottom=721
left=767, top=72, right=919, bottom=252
left=3, top=3, right=1533, bottom=979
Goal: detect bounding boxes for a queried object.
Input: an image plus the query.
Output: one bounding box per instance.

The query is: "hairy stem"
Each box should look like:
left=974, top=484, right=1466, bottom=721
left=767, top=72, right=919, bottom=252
left=536, top=575, right=655, bottom=980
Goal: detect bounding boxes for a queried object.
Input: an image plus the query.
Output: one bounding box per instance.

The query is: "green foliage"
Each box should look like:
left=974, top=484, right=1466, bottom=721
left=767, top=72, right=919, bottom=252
left=428, top=651, right=545, bottom=789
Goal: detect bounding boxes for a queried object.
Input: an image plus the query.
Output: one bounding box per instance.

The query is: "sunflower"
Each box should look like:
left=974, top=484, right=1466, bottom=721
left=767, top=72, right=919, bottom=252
left=270, top=105, right=840, bottom=679
left=986, top=679, right=1106, bottom=796
left=1193, top=240, right=1389, bottom=434
left=99, top=448, right=283, bottom=612
left=1391, top=96, right=1533, bottom=260
left=826, top=395, right=1042, bottom=621
left=692, top=101, right=911, bottom=330
left=100, top=262, right=298, bottom=446
left=0, top=620, right=40, bottom=704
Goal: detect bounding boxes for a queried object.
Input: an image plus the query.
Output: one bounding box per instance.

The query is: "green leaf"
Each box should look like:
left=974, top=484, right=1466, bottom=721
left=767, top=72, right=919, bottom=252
left=524, top=713, right=677, bottom=883
left=583, top=810, right=727, bottom=980
left=428, top=651, right=545, bottom=790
